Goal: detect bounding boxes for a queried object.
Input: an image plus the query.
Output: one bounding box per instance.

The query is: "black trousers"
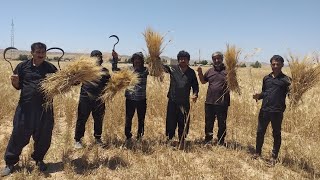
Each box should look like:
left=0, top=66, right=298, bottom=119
left=255, top=110, right=283, bottom=158
left=204, top=104, right=228, bottom=144
left=74, top=97, right=105, bottom=141
left=125, top=99, right=147, bottom=139
left=4, top=103, right=54, bottom=165
left=165, top=100, right=190, bottom=140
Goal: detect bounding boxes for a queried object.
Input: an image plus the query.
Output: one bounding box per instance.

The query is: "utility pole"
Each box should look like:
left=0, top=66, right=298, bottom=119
left=198, top=49, right=201, bottom=65
left=10, top=19, right=15, bottom=59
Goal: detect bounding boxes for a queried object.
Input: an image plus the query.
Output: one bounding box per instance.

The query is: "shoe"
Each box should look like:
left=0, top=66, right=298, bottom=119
left=268, top=157, right=279, bottom=166
left=95, top=138, right=103, bottom=144
left=1, top=165, right=14, bottom=177
left=136, top=134, right=143, bottom=140
left=252, top=153, right=261, bottom=159
left=74, top=141, right=83, bottom=149
left=36, top=161, right=47, bottom=172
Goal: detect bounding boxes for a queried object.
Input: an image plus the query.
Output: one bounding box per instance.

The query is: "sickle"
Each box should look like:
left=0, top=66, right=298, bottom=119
left=3, top=47, right=18, bottom=73
left=47, top=47, right=64, bottom=70
left=109, top=35, right=119, bottom=51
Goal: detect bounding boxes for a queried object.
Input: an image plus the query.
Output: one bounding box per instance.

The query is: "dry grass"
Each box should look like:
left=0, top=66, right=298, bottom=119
left=143, top=27, right=169, bottom=80
left=101, top=68, right=139, bottom=101
left=0, top=59, right=320, bottom=179
left=41, top=56, right=105, bottom=102
left=287, top=54, right=320, bottom=107
left=224, top=44, right=241, bottom=95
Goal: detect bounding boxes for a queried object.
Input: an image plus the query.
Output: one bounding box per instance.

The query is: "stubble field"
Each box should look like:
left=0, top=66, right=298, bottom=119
left=0, top=59, right=319, bottom=179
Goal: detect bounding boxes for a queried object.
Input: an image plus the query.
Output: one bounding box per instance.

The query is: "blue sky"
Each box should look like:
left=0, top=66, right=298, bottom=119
left=0, top=0, right=319, bottom=62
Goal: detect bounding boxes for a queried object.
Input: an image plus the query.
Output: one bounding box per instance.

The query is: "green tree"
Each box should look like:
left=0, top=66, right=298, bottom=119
left=199, top=60, right=208, bottom=65
left=250, top=61, right=262, bottom=68
left=17, top=54, right=28, bottom=61
left=239, top=63, right=247, bottom=68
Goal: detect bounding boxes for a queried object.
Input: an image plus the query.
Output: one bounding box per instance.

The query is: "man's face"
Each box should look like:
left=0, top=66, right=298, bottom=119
left=31, top=48, right=46, bottom=62
left=133, top=57, right=143, bottom=69
left=212, top=55, right=223, bottom=66
left=96, top=56, right=103, bottom=65
left=271, top=59, right=283, bottom=73
left=178, top=56, right=189, bottom=68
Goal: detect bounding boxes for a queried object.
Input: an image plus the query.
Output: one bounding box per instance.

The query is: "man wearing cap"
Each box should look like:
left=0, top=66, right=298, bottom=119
left=74, top=50, right=110, bottom=149
left=164, top=50, right=199, bottom=144
left=197, top=51, right=230, bottom=145
left=124, top=52, right=149, bottom=140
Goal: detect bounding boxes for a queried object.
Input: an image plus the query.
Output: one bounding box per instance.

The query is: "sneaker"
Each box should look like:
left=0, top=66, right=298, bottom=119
left=1, top=165, right=14, bottom=177
left=268, top=156, right=279, bottom=166
left=74, top=141, right=83, bottom=149
left=252, top=153, right=261, bottom=160
left=95, top=138, right=103, bottom=145
left=36, top=161, right=47, bottom=172
left=136, top=134, right=143, bottom=140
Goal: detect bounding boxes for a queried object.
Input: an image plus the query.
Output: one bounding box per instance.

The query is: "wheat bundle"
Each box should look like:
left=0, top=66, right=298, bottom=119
left=224, top=44, right=241, bottom=94
left=143, top=27, right=168, bottom=79
left=41, top=56, right=105, bottom=101
left=287, top=54, right=320, bottom=107
left=101, top=68, right=139, bottom=101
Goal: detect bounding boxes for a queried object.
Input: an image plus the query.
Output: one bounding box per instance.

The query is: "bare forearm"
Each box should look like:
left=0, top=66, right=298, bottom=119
left=198, top=72, right=206, bottom=84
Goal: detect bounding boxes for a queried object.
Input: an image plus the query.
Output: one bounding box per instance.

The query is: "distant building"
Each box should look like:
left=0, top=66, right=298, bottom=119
left=164, top=57, right=177, bottom=65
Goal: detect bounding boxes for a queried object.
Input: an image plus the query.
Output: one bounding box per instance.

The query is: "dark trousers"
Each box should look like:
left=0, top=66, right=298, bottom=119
left=166, top=100, right=190, bottom=140
left=204, top=104, right=228, bottom=144
left=255, top=110, right=283, bottom=158
left=4, top=103, right=54, bottom=165
left=74, top=97, right=105, bottom=141
left=125, top=99, right=147, bottom=139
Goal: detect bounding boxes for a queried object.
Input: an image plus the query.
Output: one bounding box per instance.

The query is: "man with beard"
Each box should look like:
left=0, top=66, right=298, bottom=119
left=197, top=51, right=230, bottom=146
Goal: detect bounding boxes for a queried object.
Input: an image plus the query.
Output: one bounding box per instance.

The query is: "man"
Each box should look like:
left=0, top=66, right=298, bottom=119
left=164, top=50, right=199, bottom=143
left=197, top=51, right=230, bottom=145
left=1, top=42, right=57, bottom=176
left=74, top=50, right=110, bottom=149
left=252, top=55, right=291, bottom=163
left=111, top=50, right=120, bottom=71
left=124, top=52, right=149, bottom=140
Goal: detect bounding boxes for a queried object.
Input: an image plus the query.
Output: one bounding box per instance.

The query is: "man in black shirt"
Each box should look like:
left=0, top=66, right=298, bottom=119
left=164, top=50, right=199, bottom=143
left=1, top=42, right=57, bottom=176
left=253, top=55, right=291, bottom=162
left=74, top=50, right=110, bottom=149
left=125, top=52, right=149, bottom=140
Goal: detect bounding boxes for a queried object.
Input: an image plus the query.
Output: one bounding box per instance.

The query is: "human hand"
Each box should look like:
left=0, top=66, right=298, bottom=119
left=11, top=74, right=19, bottom=89
left=253, top=93, right=261, bottom=100
left=197, top=66, right=202, bottom=74
left=112, top=50, right=118, bottom=59
left=191, top=94, right=198, bottom=103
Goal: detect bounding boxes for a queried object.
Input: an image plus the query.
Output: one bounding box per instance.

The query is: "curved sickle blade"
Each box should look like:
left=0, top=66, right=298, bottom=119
left=109, top=35, right=119, bottom=51
left=3, top=47, right=18, bottom=72
left=47, top=47, right=64, bottom=70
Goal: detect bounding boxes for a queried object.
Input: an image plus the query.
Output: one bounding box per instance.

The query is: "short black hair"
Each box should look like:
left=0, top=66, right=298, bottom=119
left=177, top=50, right=190, bottom=60
left=31, top=42, right=47, bottom=52
left=90, top=50, right=103, bottom=57
left=130, top=52, right=144, bottom=63
left=270, top=55, right=284, bottom=64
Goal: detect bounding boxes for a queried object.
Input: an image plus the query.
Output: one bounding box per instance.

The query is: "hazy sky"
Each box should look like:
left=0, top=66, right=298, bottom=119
left=0, top=0, right=319, bottom=62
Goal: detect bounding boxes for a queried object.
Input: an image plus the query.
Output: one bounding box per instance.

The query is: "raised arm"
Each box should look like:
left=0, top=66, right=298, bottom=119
left=197, top=66, right=207, bottom=84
